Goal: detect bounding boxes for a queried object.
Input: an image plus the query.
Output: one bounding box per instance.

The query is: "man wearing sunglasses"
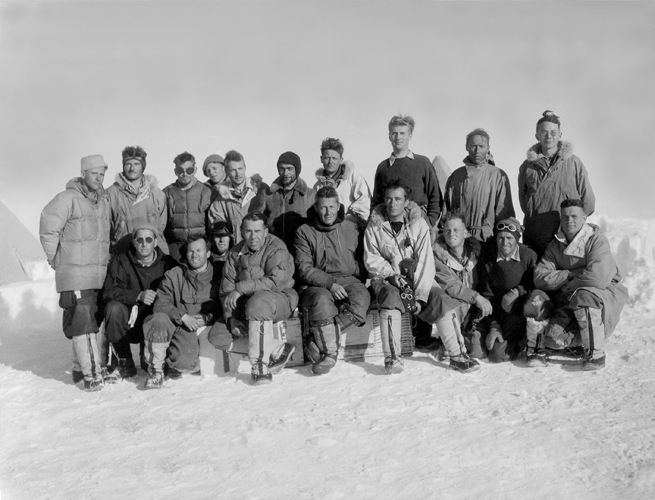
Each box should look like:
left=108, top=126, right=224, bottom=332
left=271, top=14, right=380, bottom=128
left=163, top=152, right=213, bottom=263
left=101, top=222, right=176, bottom=382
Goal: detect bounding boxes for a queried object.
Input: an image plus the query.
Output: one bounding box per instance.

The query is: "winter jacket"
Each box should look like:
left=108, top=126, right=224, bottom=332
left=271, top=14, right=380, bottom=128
left=294, top=204, right=364, bottom=290
left=220, top=234, right=298, bottom=320
left=364, top=201, right=436, bottom=303
left=207, top=176, right=266, bottom=244
left=371, top=152, right=442, bottom=226
left=102, top=246, right=177, bottom=307
left=313, top=161, right=371, bottom=226
left=445, top=157, right=515, bottom=243
left=251, top=176, right=316, bottom=250
left=534, top=223, right=628, bottom=336
left=163, top=179, right=213, bottom=258
left=39, top=178, right=111, bottom=292
left=153, top=262, right=221, bottom=325
left=518, top=141, right=595, bottom=254
left=432, top=235, right=481, bottom=305
left=107, top=174, right=168, bottom=254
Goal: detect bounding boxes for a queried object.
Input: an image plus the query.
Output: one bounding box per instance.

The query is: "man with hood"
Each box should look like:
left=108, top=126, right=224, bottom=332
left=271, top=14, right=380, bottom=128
left=518, top=110, right=596, bottom=257
left=313, top=137, right=371, bottom=228
left=101, top=222, right=176, bottom=382
left=163, top=152, right=213, bottom=263
left=531, top=199, right=628, bottom=370
left=208, top=150, right=267, bottom=244
left=252, top=151, right=316, bottom=250
left=39, top=154, right=111, bottom=391
left=294, top=186, right=370, bottom=375
left=444, top=128, right=514, bottom=246
left=202, top=153, right=226, bottom=202
left=107, top=145, right=168, bottom=255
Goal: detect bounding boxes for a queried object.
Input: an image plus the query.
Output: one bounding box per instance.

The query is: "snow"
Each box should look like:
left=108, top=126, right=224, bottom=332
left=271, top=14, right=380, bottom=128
left=2, top=222, right=655, bottom=500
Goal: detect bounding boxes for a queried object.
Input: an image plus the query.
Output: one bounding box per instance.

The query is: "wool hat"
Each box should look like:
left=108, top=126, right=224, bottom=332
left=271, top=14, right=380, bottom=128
left=495, top=217, right=523, bottom=242
left=277, top=151, right=302, bottom=176
left=202, top=154, right=225, bottom=176
left=210, top=220, right=234, bottom=237
left=81, top=154, right=108, bottom=172
left=131, top=221, right=159, bottom=239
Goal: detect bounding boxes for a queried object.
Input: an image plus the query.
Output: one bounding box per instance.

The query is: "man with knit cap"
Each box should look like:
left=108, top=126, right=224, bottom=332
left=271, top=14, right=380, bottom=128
left=163, top=152, right=213, bottom=263
left=101, top=221, right=176, bottom=382
left=252, top=151, right=316, bottom=250
left=107, top=145, right=168, bottom=255
left=40, top=154, right=111, bottom=391
left=202, top=153, right=226, bottom=202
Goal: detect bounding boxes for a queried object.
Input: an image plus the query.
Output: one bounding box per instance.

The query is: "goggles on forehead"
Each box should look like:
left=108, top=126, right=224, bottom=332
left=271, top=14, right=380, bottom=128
left=135, top=236, right=154, bottom=245
left=175, top=166, right=195, bottom=175
left=496, top=222, right=520, bottom=233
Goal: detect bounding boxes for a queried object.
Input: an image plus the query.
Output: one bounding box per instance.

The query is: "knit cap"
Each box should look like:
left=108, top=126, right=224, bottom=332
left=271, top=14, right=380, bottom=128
left=81, top=155, right=108, bottom=172
left=495, top=217, right=523, bottom=242
left=202, top=154, right=225, bottom=176
left=132, top=221, right=159, bottom=238
left=277, top=151, right=302, bottom=176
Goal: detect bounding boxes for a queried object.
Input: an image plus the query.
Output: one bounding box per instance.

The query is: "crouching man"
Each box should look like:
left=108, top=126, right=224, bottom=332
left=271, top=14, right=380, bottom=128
left=220, top=212, right=298, bottom=385
left=294, top=187, right=370, bottom=375
left=102, top=222, right=176, bottom=381
left=531, top=199, right=628, bottom=370
left=142, top=235, right=221, bottom=388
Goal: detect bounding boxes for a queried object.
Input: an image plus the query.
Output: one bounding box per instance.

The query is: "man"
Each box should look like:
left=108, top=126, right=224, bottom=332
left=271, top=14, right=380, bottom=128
left=163, top=152, right=213, bottom=262
left=477, top=218, right=538, bottom=362
left=531, top=199, right=628, bottom=370
left=102, top=222, right=176, bottom=382
left=208, top=150, right=266, bottom=244
left=39, top=154, right=111, bottom=391
left=444, top=129, right=514, bottom=246
left=313, top=138, right=371, bottom=227
left=220, top=212, right=298, bottom=385
left=202, top=153, right=226, bottom=202
left=294, top=186, right=370, bottom=375
left=107, top=145, right=168, bottom=255
left=142, top=236, right=221, bottom=388
left=370, top=114, right=442, bottom=227
left=253, top=151, right=316, bottom=250
left=210, top=220, right=233, bottom=269
left=518, top=110, right=596, bottom=257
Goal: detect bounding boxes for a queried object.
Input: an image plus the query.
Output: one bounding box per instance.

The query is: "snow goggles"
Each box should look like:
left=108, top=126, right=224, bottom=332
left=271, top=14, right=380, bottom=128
left=496, top=222, right=520, bottom=232
left=135, top=236, right=154, bottom=245
left=174, top=166, right=195, bottom=175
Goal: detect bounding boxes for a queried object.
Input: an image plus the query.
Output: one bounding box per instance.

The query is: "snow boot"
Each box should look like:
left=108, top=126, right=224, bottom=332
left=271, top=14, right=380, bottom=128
left=575, top=307, right=606, bottom=371
left=384, top=356, right=404, bottom=374
left=304, top=337, right=321, bottom=365
left=312, top=354, right=337, bottom=375
left=72, top=333, right=103, bottom=391
left=269, top=343, right=296, bottom=375
left=525, top=318, right=548, bottom=367
left=379, top=309, right=403, bottom=374
left=144, top=371, right=164, bottom=389
left=310, top=321, right=338, bottom=375
left=251, top=362, right=273, bottom=385
left=436, top=310, right=480, bottom=374
left=144, top=341, right=168, bottom=383
left=462, top=307, right=486, bottom=359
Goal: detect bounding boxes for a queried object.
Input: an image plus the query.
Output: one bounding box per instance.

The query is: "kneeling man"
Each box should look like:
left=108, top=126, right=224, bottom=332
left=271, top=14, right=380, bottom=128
left=532, top=199, right=628, bottom=370
left=220, top=212, right=298, bottom=385
left=294, top=186, right=370, bottom=375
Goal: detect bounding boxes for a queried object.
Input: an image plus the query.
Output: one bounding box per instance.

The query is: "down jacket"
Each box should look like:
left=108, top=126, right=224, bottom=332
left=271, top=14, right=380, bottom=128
left=163, top=178, right=212, bottom=245
left=313, top=161, right=371, bottom=226
left=433, top=234, right=481, bottom=305
left=364, top=201, right=436, bottom=303
left=39, top=178, right=111, bottom=292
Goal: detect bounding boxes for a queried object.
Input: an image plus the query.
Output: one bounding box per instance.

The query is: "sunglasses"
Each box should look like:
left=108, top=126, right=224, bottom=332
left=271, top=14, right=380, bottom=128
left=496, top=223, right=519, bottom=232
left=135, top=236, right=154, bottom=245
left=175, top=166, right=195, bottom=175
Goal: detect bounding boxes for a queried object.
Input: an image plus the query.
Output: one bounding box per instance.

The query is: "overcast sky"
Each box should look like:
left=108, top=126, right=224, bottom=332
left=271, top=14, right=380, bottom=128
left=1, top=0, right=653, bottom=238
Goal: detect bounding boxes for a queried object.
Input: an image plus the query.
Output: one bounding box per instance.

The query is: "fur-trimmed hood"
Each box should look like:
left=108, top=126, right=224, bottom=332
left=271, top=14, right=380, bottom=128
left=215, top=175, right=264, bottom=201
left=306, top=203, right=346, bottom=232
left=368, top=200, right=423, bottom=228
left=314, top=160, right=356, bottom=185
left=433, top=234, right=481, bottom=266
left=269, top=175, right=310, bottom=194
left=526, top=141, right=573, bottom=161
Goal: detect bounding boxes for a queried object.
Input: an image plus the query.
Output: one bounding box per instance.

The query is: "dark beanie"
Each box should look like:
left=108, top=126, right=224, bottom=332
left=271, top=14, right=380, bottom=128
left=277, top=151, right=302, bottom=176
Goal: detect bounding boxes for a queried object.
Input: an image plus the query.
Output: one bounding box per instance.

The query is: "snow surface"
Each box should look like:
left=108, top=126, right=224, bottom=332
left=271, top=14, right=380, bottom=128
left=1, top=221, right=655, bottom=500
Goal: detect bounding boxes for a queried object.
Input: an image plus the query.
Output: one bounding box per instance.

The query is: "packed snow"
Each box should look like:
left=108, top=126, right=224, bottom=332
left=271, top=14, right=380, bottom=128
left=1, top=218, right=654, bottom=500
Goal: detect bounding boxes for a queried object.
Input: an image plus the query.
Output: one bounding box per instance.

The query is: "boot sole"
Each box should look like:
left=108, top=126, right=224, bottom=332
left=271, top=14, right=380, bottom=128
left=252, top=377, right=273, bottom=386
left=450, top=363, right=481, bottom=374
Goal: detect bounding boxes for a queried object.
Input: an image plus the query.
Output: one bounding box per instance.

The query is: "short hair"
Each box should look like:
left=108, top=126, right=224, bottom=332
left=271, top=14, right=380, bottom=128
left=174, top=152, right=195, bottom=167
left=316, top=186, right=340, bottom=201
left=388, top=114, right=415, bottom=134
left=182, top=234, right=209, bottom=254
left=465, top=128, right=490, bottom=147
left=224, top=150, right=245, bottom=165
left=441, top=211, right=468, bottom=228
left=384, top=182, right=411, bottom=200
left=560, top=199, right=585, bottom=210
left=241, top=211, right=268, bottom=229
left=320, top=138, right=344, bottom=157
left=122, top=146, right=147, bottom=163
left=536, top=110, right=561, bottom=129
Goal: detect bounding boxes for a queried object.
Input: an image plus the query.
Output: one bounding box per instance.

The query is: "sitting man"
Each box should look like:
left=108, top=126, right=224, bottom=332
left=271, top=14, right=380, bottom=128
left=209, top=220, right=233, bottom=272
left=477, top=218, right=538, bottom=362
left=294, top=186, right=370, bottom=375
left=142, top=235, right=221, bottom=388
left=220, top=212, right=298, bottom=385
left=532, top=199, right=628, bottom=370
left=102, top=222, right=176, bottom=381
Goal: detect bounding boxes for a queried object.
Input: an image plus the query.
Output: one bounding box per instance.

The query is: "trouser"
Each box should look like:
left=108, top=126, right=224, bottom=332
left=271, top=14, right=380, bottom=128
left=300, top=278, right=369, bottom=330
left=104, top=301, right=148, bottom=362
left=539, top=289, right=604, bottom=349
left=71, top=333, right=102, bottom=382
left=434, top=308, right=468, bottom=359
left=59, top=290, right=101, bottom=339
left=574, top=306, right=605, bottom=359
left=379, top=309, right=402, bottom=360
left=142, top=312, right=200, bottom=373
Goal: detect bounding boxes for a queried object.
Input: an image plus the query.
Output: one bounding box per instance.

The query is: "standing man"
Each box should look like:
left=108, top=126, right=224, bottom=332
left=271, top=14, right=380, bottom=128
left=445, top=129, right=514, bottom=246
left=253, top=151, right=316, bottom=250
left=202, top=153, right=226, bottom=202
left=107, top=145, right=168, bottom=254
left=371, top=114, right=442, bottom=227
left=518, top=110, right=596, bottom=257
left=163, top=152, right=213, bottom=263
left=294, top=187, right=370, bottom=375
left=313, top=138, right=371, bottom=227
left=40, top=155, right=111, bottom=391
left=532, top=200, right=628, bottom=370
left=220, top=212, right=298, bottom=385
left=208, top=150, right=266, bottom=244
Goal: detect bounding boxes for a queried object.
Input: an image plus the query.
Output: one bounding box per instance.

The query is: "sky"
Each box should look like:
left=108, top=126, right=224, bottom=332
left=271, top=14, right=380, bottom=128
left=1, top=0, right=653, bottom=239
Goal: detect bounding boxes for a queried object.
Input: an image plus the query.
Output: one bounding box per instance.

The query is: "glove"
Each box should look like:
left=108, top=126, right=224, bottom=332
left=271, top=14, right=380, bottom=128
left=501, top=288, right=520, bottom=313
left=485, top=324, right=504, bottom=351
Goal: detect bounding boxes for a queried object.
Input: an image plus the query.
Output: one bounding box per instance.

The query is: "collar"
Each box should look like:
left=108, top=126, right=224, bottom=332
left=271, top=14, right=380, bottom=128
left=554, top=223, right=594, bottom=258
left=496, top=246, right=521, bottom=262
left=389, top=150, right=414, bottom=167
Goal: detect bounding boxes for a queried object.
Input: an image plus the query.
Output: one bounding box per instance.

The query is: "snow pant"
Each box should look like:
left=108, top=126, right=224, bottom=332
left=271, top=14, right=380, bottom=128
left=142, top=312, right=200, bottom=374
left=71, top=333, right=102, bottom=382
left=373, top=281, right=457, bottom=318
left=574, top=306, right=605, bottom=359
left=104, top=301, right=149, bottom=362
left=300, top=278, right=369, bottom=330
left=540, top=289, right=604, bottom=349
left=379, top=309, right=402, bottom=360
left=486, top=313, right=528, bottom=363
left=231, top=290, right=297, bottom=366
left=434, top=307, right=468, bottom=359
left=59, top=289, right=101, bottom=339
